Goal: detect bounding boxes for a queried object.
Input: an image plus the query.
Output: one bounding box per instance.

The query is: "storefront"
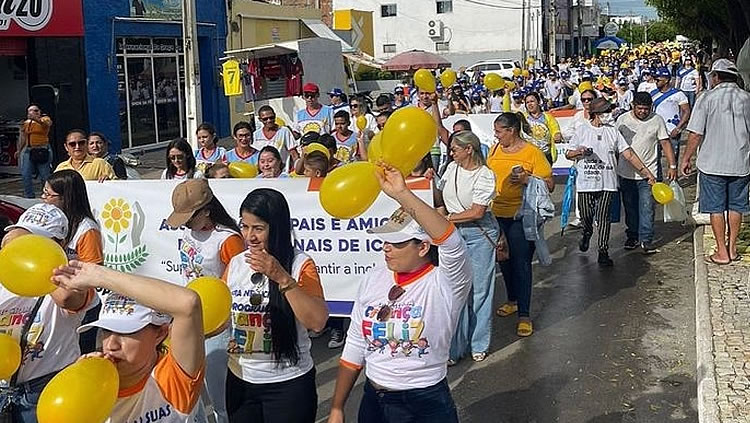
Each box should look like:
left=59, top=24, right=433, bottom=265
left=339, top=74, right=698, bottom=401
left=83, top=0, right=229, bottom=152
left=0, top=0, right=88, bottom=174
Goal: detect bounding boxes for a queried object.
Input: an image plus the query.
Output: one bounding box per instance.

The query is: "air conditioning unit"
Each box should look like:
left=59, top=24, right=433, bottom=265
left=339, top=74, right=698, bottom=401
left=428, top=20, right=444, bottom=40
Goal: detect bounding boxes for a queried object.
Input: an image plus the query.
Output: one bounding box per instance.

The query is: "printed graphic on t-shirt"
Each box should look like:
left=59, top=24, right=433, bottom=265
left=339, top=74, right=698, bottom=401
left=178, top=238, right=204, bottom=281
left=361, top=300, right=429, bottom=359
left=0, top=306, right=47, bottom=364
left=228, top=287, right=272, bottom=355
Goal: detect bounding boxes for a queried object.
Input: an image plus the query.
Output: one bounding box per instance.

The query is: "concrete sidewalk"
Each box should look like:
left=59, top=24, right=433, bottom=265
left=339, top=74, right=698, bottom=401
left=695, top=223, right=750, bottom=423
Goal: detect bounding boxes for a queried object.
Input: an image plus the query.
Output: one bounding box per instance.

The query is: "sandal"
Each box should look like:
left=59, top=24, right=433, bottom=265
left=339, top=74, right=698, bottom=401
left=472, top=352, right=487, bottom=362
left=496, top=303, right=518, bottom=317
left=705, top=254, right=731, bottom=266
left=517, top=320, right=533, bottom=337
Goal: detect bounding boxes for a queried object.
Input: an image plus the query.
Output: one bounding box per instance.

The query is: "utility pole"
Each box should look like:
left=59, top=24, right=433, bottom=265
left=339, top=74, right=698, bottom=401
left=182, top=0, right=202, bottom=149
left=521, top=0, right=527, bottom=63
left=550, top=0, right=557, bottom=65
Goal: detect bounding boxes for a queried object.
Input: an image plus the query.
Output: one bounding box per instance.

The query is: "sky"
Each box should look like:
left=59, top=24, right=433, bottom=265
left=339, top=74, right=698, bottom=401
left=604, top=0, right=658, bottom=19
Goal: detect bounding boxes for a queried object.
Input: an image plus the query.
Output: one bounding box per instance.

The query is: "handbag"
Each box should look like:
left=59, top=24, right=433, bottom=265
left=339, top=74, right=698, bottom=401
left=0, top=297, right=45, bottom=421
left=452, top=166, right=509, bottom=262
left=28, top=147, right=49, bottom=165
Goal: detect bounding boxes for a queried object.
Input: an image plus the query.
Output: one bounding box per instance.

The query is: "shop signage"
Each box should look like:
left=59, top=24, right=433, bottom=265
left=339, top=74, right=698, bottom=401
left=0, top=0, right=83, bottom=36
left=131, top=0, right=181, bottom=20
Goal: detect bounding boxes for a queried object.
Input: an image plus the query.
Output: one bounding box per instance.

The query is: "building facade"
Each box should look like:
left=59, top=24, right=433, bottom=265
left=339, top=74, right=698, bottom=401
left=83, top=0, right=229, bottom=153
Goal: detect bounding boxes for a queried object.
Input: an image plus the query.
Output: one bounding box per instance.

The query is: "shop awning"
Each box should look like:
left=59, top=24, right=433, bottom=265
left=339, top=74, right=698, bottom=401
left=224, top=41, right=299, bottom=59
left=301, top=19, right=356, bottom=54
left=593, top=36, right=626, bottom=50
left=343, top=52, right=383, bottom=70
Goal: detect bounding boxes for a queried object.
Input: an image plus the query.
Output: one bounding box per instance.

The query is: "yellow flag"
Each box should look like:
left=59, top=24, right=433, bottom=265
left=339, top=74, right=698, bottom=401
left=222, top=59, right=242, bottom=97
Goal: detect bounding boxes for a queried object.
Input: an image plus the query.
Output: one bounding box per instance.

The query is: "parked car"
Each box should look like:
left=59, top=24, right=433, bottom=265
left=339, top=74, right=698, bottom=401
left=464, top=60, right=518, bottom=80
left=0, top=198, right=26, bottom=232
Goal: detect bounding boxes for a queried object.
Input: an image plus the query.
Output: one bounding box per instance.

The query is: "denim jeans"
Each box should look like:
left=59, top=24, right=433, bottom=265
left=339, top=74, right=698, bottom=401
left=620, top=177, right=655, bottom=244
left=203, top=328, right=230, bottom=423
left=450, top=213, right=498, bottom=359
left=10, top=371, right=58, bottom=423
left=20, top=147, right=52, bottom=199
left=359, top=378, right=458, bottom=423
left=682, top=90, right=696, bottom=108
left=497, top=217, right=534, bottom=318
left=656, top=135, right=680, bottom=182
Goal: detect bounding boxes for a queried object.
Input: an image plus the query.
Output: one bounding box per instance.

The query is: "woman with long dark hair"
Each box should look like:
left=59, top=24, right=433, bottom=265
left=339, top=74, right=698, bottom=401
left=166, top=179, right=245, bottom=423
left=162, top=138, right=201, bottom=179
left=224, top=188, right=328, bottom=422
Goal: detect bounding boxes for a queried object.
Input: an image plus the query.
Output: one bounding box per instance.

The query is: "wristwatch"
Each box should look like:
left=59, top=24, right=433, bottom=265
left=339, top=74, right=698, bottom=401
left=669, top=165, right=677, bottom=169
left=280, top=279, right=299, bottom=294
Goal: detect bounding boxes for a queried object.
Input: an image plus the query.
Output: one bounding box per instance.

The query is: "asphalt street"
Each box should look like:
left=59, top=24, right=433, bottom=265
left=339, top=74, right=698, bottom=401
left=311, top=178, right=698, bottom=423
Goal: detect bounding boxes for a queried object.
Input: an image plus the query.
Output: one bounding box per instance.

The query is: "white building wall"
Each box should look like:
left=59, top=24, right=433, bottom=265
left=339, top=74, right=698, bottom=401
left=333, top=0, right=543, bottom=68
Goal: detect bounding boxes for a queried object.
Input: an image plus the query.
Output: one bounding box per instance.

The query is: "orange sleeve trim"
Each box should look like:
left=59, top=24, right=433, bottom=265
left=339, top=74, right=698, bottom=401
left=297, top=259, right=324, bottom=299
left=118, top=372, right=151, bottom=398
left=76, top=230, right=104, bottom=264
left=432, top=223, right=455, bottom=245
left=339, top=358, right=363, bottom=371
left=153, top=350, right=205, bottom=415
left=220, top=235, right=246, bottom=266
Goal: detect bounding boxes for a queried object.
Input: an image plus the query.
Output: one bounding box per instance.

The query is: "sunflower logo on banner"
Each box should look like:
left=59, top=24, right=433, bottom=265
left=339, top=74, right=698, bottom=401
left=100, top=198, right=149, bottom=272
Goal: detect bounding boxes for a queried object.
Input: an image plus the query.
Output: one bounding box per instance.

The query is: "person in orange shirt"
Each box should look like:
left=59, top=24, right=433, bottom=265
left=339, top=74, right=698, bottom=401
left=166, top=179, right=245, bottom=423
left=42, top=169, right=104, bottom=354
left=51, top=260, right=205, bottom=423
left=487, top=112, right=554, bottom=337
left=16, top=104, right=53, bottom=198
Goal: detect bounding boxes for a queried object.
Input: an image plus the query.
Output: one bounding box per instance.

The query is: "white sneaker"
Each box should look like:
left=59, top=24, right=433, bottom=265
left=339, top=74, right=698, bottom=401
left=328, top=329, right=345, bottom=349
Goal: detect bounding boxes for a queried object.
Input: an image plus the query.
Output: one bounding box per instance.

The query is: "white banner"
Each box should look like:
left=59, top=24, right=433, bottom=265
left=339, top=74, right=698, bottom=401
left=85, top=178, right=433, bottom=316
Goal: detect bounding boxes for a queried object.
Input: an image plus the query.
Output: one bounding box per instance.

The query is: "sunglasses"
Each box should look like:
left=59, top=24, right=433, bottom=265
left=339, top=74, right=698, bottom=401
left=169, top=154, right=185, bottom=161
left=349, top=104, right=360, bottom=108
left=581, top=97, right=594, bottom=102
left=376, top=285, right=406, bottom=322
left=303, top=92, right=317, bottom=98
left=67, top=140, right=86, bottom=148
left=259, top=116, right=276, bottom=122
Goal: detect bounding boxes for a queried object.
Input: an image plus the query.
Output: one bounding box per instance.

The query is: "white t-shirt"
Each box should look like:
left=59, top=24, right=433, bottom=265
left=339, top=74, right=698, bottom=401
left=252, top=126, right=297, bottom=166
left=488, top=96, right=503, bottom=113
left=225, top=249, right=323, bottom=384
left=651, top=89, right=689, bottom=132
left=340, top=228, right=471, bottom=390
left=616, top=90, right=633, bottom=112
left=178, top=226, right=243, bottom=285
left=570, top=123, right=631, bottom=192
left=562, top=110, right=589, bottom=142
left=160, top=169, right=203, bottom=180
left=638, top=81, right=657, bottom=93
left=438, top=162, right=496, bottom=214
left=615, top=112, right=669, bottom=180
left=678, top=68, right=700, bottom=92
left=107, top=351, right=203, bottom=423
left=0, top=289, right=97, bottom=383
left=544, top=80, right=564, bottom=102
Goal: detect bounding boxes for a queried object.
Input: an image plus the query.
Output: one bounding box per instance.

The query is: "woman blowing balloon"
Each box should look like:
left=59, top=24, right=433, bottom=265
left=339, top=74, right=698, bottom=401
left=328, top=164, right=472, bottom=423
left=51, top=261, right=205, bottom=422
left=224, top=188, right=328, bottom=422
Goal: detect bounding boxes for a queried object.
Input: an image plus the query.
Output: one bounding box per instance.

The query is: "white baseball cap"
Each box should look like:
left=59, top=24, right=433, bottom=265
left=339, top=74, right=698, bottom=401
left=367, top=208, right=432, bottom=244
left=710, top=59, right=739, bottom=76
left=78, top=293, right=172, bottom=334
left=5, top=203, right=68, bottom=240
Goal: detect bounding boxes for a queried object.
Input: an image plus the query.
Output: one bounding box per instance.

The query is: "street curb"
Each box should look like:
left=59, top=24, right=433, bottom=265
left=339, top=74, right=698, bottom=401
left=694, top=226, right=720, bottom=423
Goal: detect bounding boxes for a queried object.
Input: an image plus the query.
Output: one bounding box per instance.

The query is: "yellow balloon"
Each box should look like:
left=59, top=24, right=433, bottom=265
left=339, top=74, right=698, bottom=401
left=303, top=142, right=331, bottom=160
left=652, top=182, right=674, bottom=205
left=380, top=107, right=437, bottom=175
left=37, top=357, right=119, bottom=423
left=187, top=276, right=232, bottom=335
left=521, top=69, right=530, bottom=78
left=0, top=234, right=65, bottom=297
left=484, top=74, right=505, bottom=91
left=526, top=57, right=535, bottom=65
left=0, top=333, right=21, bottom=380
left=227, top=161, right=258, bottom=178
left=505, top=80, right=516, bottom=90
left=512, top=68, right=522, bottom=77
left=414, top=68, right=436, bottom=93
left=439, top=69, right=457, bottom=88
left=578, top=81, right=594, bottom=93
left=367, top=133, right=384, bottom=164
left=356, top=115, right=367, bottom=131
left=275, top=117, right=286, bottom=127
left=319, top=162, right=381, bottom=219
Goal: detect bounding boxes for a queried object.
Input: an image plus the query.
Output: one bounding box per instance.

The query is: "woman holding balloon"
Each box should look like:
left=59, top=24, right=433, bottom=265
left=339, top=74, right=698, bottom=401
left=167, top=178, right=245, bottom=423
left=0, top=203, right=97, bottom=423
left=488, top=112, right=554, bottom=337
left=49, top=258, right=205, bottom=423
left=224, top=188, right=328, bottom=422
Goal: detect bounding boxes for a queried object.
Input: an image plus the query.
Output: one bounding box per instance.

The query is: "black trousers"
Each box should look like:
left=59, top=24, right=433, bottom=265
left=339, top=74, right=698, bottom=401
left=226, top=367, right=317, bottom=423
left=578, top=191, right=616, bottom=254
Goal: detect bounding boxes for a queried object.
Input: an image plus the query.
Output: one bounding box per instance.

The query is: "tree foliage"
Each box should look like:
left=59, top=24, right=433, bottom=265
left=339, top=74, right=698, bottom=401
left=646, top=0, right=750, bottom=52
left=617, top=21, right=677, bottom=45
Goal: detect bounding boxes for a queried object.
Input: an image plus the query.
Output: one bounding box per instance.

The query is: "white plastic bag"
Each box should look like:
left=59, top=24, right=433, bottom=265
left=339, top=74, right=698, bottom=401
left=663, top=180, right=687, bottom=223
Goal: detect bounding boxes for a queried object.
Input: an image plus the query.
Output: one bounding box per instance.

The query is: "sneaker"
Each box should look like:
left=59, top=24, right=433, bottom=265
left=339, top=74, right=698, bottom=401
left=567, top=218, right=582, bottom=229
left=598, top=252, right=614, bottom=267
left=472, top=352, right=488, bottom=362
left=624, top=238, right=639, bottom=250
left=447, top=359, right=458, bottom=367
left=309, top=327, right=330, bottom=339
left=579, top=234, right=591, bottom=252
left=641, top=243, right=658, bottom=255
left=328, top=329, right=345, bottom=349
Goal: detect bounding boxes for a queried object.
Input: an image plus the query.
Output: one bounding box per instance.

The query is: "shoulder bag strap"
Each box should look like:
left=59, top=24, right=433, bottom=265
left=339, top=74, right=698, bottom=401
left=9, top=296, right=45, bottom=387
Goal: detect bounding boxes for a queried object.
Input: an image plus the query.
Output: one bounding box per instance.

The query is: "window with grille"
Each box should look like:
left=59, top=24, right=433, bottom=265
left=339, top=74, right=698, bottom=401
left=437, top=0, right=453, bottom=14
left=435, top=42, right=450, bottom=51
left=381, top=4, right=397, bottom=17
left=383, top=44, right=397, bottom=53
